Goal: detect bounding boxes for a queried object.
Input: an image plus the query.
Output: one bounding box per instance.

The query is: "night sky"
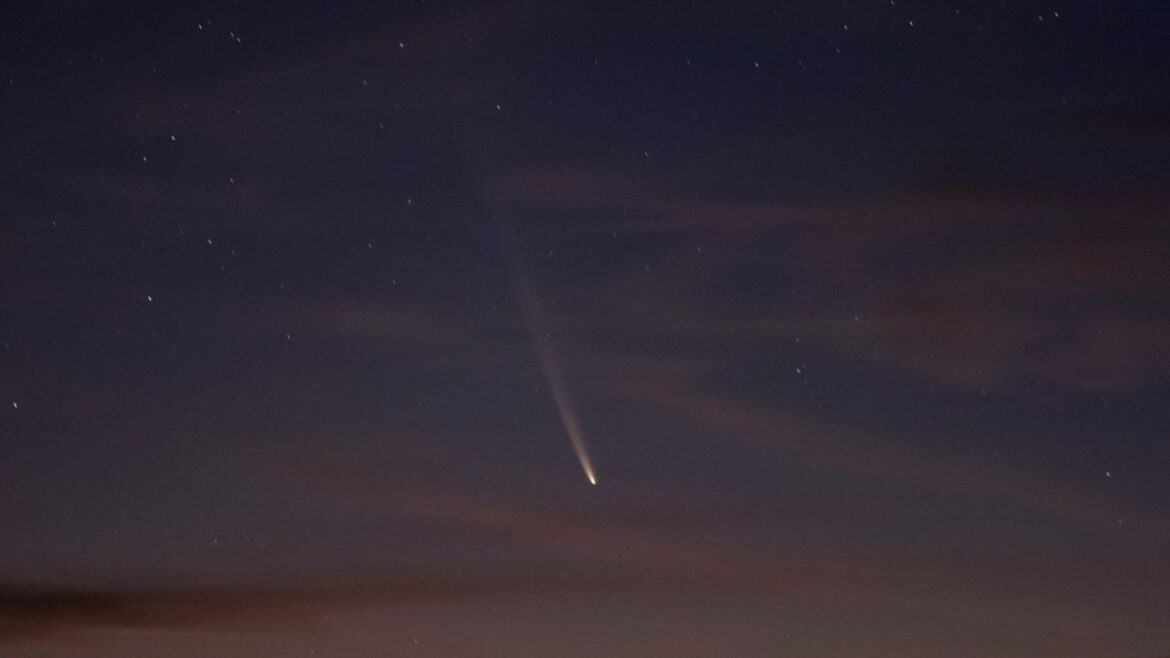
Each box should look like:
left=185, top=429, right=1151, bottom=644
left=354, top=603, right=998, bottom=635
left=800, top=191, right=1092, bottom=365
left=2, top=1, right=1170, bottom=656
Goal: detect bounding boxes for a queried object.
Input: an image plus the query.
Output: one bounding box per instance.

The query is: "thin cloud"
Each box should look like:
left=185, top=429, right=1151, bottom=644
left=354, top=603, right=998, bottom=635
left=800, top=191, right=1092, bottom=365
left=604, top=374, right=1170, bottom=535
left=490, top=163, right=1169, bottom=392
left=0, top=566, right=678, bottom=646
left=291, top=464, right=1163, bottom=641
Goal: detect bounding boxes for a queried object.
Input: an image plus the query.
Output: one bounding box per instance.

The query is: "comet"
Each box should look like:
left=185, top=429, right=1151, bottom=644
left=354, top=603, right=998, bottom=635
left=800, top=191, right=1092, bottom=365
left=502, top=225, right=598, bottom=486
